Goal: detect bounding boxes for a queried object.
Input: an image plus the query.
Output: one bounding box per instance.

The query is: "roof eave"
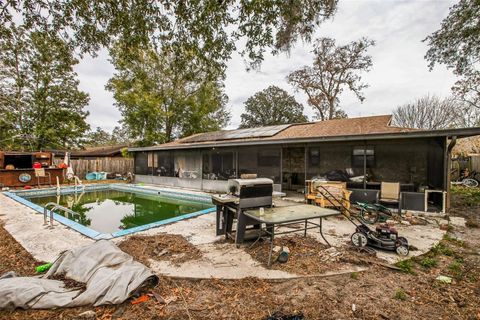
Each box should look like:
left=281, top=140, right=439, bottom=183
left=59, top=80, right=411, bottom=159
left=128, top=127, right=480, bottom=152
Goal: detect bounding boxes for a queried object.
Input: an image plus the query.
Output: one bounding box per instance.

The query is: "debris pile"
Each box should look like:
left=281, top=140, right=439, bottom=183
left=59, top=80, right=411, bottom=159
left=245, top=235, right=371, bottom=274
left=118, top=234, right=202, bottom=266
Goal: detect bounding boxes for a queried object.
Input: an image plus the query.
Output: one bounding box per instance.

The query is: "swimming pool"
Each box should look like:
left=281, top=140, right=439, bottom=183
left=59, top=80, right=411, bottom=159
left=4, top=184, right=215, bottom=239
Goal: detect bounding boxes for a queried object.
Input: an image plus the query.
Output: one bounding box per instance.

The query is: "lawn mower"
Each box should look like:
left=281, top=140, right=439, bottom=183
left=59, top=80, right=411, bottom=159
left=317, top=185, right=409, bottom=256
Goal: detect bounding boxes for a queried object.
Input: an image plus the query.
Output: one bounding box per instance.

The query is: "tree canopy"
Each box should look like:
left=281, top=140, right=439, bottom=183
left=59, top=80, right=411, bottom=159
left=288, top=37, right=374, bottom=120
left=239, top=86, right=308, bottom=128
left=0, top=26, right=90, bottom=150
left=107, top=43, right=230, bottom=146
left=1, top=1, right=338, bottom=70
left=424, top=0, right=480, bottom=108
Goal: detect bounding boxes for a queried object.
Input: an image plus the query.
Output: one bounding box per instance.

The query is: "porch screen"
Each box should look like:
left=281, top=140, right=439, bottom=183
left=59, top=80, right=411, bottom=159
left=155, top=151, right=175, bottom=177
left=202, top=150, right=236, bottom=180
left=238, top=147, right=280, bottom=183
left=134, top=152, right=149, bottom=175
left=174, top=151, right=201, bottom=179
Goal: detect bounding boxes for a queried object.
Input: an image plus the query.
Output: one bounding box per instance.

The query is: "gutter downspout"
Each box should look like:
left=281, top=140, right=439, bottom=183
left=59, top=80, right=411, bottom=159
left=445, top=136, right=457, bottom=211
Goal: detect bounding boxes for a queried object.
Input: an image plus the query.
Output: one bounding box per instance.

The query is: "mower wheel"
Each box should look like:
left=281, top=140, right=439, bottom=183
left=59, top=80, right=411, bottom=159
left=396, top=245, right=409, bottom=256
left=351, top=232, right=368, bottom=247
left=396, top=237, right=409, bottom=256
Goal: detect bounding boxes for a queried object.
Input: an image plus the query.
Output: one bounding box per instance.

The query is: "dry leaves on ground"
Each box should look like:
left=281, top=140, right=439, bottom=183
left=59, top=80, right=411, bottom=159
left=118, top=233, right=202, bottom=267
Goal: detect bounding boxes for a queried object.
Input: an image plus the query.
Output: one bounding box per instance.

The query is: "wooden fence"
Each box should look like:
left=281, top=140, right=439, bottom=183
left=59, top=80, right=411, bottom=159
left=53, top=157, right=134, bottom=179
left=471, top=154, right=480, bottom=172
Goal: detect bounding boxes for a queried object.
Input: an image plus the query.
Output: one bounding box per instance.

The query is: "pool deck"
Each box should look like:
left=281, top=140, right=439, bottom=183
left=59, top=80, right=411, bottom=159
left=0, top=184, right=451, bottom=279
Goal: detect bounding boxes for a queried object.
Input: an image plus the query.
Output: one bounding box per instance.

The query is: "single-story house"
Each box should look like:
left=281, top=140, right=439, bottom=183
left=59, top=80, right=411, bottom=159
left=128, top=115, right=480, bottom=210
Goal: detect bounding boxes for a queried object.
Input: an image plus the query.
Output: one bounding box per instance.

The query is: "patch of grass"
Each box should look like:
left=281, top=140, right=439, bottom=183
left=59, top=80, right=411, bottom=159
left=448, top=259, right=464, bottom=278
left=419, top=257, right=438, bottom=269
left=395, top=259, right=415, bottom=275
left=451, top=186, right=480, bottom=207
left=393, top=288, right=407, bottom=301
left=443, top=234, right=467, bottom=248
left=350, top=272, right=359, bottom=280
left=431, top=243, right=455, bottom=257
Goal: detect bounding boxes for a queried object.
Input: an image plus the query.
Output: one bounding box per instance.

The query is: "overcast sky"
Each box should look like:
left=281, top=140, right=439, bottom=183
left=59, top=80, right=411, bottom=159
left=74, top=0, right=458, bottom=132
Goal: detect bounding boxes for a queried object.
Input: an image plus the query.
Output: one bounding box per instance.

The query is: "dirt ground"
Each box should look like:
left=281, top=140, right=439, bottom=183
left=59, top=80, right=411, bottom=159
left=118, top=234, right=203, bottom=267
left=1, top=189, right=480, bottom=319
left=244, top=235, right=380, bottom=275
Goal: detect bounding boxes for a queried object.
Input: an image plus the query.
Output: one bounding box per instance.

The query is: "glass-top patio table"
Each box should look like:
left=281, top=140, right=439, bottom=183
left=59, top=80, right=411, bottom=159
left=243, top=204, right=340, bottom=267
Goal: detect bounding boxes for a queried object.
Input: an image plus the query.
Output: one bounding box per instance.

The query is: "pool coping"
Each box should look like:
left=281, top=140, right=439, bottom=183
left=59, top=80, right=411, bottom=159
left=3, top=184, right=216, bottom=240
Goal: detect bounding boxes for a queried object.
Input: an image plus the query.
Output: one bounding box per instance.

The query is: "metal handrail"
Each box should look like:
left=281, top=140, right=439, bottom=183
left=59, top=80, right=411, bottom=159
left=43, top=202, right=81, bottom=229
left=73, top=175, right=85, bottom=193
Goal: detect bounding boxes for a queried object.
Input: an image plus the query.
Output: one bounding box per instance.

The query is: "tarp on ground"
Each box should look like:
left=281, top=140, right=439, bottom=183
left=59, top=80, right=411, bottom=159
left=0, top=240, right=158, bottom=310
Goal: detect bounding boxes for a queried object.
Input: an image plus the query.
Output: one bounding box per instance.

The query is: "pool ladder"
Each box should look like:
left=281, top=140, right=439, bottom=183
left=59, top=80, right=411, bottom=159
left=73, top=175, right=84, bottom=193
left=43, top=202, right=81, bottom=229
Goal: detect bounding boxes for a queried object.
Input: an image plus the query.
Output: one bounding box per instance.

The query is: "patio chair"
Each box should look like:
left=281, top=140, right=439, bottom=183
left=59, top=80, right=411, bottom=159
left=379, top=182, right=400, bottom=205
left=314, top=181, right=352, bottom=214
left=34, top=168, right=51, bottom=187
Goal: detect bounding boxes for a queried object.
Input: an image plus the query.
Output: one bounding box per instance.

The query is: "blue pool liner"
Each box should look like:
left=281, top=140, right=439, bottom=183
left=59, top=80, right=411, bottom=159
left=4, top=184, right=215, bottom=240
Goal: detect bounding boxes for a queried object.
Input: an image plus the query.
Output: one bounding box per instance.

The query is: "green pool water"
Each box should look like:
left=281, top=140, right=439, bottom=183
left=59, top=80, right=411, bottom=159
left=26, top=190, right=212, bottom=234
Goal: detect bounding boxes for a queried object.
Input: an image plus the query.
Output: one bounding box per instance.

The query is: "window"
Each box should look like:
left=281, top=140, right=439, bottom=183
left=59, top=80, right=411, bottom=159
left=309, top=148, right=320, bottom=166
left=203, top=150, right=236, bottom=180
left=352, top=146, right=375, bottom=168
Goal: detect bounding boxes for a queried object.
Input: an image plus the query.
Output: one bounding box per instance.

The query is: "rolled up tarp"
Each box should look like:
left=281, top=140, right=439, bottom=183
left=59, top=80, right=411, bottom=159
left=0, top=240, right=158, bottom=310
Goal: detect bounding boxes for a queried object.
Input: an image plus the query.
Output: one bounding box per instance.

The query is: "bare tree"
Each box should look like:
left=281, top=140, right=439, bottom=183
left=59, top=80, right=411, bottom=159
left=456, top=101, right=480, bottom=128
left=392, top=95, right=464, bottom=130
left=287, top=37, right=375, bottom=120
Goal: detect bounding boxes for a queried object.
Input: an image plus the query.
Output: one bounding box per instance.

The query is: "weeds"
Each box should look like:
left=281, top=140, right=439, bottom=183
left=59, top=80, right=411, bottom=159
left=350, top=272, right=359, bottom=280
left=419, top=257, right=437, bottom=269
left=393, top=288, right=407, bottom=301
left=448, top=259, right=464, bottom=278
left=451, top=186, right=480, bottom=207
left=395, top=259, right=415, bottom=274
left=443, top=234, right=467, bottom=248
left=431, top=243, right=454, bottom=257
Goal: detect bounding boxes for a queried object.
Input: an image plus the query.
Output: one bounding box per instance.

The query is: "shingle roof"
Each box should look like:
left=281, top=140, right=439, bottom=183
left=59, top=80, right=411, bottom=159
left=148, top=115, right=415, bottom=149
left=271, top=115, right=415, bottom=139
left=70, top=145, right=128, bottom=157
left=130, top=114, right=480, bottom=152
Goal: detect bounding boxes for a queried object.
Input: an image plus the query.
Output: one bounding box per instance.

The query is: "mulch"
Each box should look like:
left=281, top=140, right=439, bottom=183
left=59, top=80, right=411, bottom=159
left=118, top=234, right=203, bottom=267
left=48, top=273, right=87, bottom=292
left=1, top=197, right=480, bottom=319
left=0, top=219, right=40, bottom=277
left=245, top=235, right=340, bottom=274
